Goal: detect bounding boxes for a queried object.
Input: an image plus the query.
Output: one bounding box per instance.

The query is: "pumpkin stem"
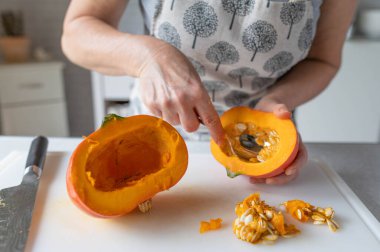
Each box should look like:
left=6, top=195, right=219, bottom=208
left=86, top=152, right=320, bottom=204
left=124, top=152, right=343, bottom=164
left=101, top=114, right=124, bottom=127
left=226, top=168, right=241, bottom=178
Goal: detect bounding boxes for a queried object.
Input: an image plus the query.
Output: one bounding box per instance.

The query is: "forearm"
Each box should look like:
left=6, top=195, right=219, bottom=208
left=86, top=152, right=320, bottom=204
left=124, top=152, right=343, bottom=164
left=62, top=14, right=165, bottom=77
left=258, top=58, right=338, bottom=111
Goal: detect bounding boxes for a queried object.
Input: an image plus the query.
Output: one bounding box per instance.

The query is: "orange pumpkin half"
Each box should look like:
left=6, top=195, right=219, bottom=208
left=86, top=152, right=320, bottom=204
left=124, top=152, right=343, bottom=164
left=210, top=107, right=299, bottom=178
left=66, top=114, right=188, bottom=218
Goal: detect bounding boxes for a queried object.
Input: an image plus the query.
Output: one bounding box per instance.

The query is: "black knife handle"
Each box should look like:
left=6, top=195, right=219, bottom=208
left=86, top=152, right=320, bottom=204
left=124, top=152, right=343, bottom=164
left=25, top=136, right=48, bottom=169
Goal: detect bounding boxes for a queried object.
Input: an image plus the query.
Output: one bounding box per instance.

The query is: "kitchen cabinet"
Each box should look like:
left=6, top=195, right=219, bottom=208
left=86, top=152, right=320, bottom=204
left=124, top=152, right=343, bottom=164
left=0, top=61, right=69, bottom=136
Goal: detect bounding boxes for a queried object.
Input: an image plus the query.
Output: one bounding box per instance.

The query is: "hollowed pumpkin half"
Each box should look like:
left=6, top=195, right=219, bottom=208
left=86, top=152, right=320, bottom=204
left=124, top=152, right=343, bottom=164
left=66, top=114, right=188, bottom=218
left=210, top=107, right=299, bottom=178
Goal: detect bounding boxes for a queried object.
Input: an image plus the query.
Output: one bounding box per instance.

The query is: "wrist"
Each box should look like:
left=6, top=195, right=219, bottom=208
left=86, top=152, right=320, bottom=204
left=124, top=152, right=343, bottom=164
left=255, top=95, right=286, bottom=110
left=121, top=34, right=167, bottom=77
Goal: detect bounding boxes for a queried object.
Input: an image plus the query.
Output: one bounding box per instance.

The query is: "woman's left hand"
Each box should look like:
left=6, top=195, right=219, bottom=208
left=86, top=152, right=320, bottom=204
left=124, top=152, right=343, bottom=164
left=250, top=98, right=308, bottom=185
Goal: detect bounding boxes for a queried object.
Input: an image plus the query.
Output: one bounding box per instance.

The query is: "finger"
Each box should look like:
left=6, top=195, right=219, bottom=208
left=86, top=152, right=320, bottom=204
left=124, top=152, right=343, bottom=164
left=256, top=99, right=292, bottom=119
left=272, top=104, right=292, bottom=119
left=249, top=177, right=266, bottom=184
left=150, top=107, right=162, bottom=118
left=162, top=110, right=180, bottom=125
left=265, top=171, right=299, bottom=185
left=178, top=106, right=200, bottom=132
left=285, top=136, right=308, bottom=175
left=195, top=99, right=225, bottom=146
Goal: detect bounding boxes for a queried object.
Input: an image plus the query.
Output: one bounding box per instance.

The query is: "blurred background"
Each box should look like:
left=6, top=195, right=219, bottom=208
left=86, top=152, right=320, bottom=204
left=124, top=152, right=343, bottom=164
left=0, top=0, right=379, bottom=143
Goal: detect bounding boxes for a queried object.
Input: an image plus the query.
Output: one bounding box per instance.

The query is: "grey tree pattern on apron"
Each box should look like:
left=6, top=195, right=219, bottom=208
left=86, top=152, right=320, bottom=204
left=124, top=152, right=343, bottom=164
left=157, top=22, right=181, bottom=49
left=251, top=77, right=276, bottom=92
left=224, top=90, right=251, bottom=107
left=203, top=80, right=228, bottom=102
left=205, top=41, right=240, bottom=71
left=170, top=0, right=176, bottom=10
left=263, top=51, right=294, bottom=77
left=228, top=67, right=258, bottom=88
left=222, top=0, right=256, bottom=30
left=130, top=0, right=321, bottom=140
left=242, top=20, right=278, bottom=62
left=183, top=2, right=218, bottom=49
left=298, top=18, right=314, bottom=52
left=280, top=2, right=306, bottom=39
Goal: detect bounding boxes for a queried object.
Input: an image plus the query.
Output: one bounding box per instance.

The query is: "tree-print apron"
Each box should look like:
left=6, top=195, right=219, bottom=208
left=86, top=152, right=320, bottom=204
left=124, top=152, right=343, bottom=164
left=130, top=0, right=320, bottom=140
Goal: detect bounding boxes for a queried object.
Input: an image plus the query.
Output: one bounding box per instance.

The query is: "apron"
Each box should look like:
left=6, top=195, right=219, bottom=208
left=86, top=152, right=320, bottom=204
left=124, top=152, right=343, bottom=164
left=131, top=0, right=319, bottom=140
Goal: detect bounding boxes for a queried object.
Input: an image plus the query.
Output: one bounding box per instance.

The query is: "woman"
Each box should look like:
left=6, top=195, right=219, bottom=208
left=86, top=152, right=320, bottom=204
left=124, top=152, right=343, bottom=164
left=61, top=0, right=357, bottom=184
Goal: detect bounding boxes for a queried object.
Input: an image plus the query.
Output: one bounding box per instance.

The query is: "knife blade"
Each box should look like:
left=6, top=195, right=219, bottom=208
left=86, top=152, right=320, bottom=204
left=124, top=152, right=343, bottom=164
left=0, top=136, right=48, bottom=252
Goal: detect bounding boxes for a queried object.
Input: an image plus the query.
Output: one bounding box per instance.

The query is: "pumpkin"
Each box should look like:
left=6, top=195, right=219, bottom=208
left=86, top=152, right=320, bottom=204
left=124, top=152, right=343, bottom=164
left=210, top=107, right=299, bottom=178
left=66, top=114, right=188, bottom=218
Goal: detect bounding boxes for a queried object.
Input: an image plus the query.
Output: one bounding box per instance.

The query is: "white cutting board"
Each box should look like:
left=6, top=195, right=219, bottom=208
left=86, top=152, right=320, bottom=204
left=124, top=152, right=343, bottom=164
left=0, top=151, right=379, bottom=252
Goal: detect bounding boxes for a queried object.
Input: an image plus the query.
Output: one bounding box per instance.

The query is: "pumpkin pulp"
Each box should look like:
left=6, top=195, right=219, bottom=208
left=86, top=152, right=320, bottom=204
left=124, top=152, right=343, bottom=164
left=85, top=135, right=165, bottom=191
left=224, top=122, right=280, bottom=163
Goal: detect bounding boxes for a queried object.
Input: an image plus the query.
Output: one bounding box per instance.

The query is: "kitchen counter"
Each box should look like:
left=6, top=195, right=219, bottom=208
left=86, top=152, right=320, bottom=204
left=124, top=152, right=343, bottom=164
left=307, top=143, right=380, bottom=222
left=0, top=136, right=379, bottom=223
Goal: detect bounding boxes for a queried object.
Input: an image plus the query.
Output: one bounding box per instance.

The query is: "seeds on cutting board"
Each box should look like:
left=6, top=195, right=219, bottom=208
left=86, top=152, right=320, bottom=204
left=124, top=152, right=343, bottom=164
left=282, top=199, right=340, bottom=232
left=232, top=193, right=300, bottom=244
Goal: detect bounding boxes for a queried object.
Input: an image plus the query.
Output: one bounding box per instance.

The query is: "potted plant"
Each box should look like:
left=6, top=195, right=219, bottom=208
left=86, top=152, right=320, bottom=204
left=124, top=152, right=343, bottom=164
left=0, top=10, right=30, bottom=63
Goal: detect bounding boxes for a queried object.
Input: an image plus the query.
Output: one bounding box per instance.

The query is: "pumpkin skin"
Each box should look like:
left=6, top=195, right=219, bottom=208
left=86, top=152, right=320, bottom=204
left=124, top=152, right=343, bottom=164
left=210, top=107, right=299, bottom=178
left=66, top=114, right=188, bottom=218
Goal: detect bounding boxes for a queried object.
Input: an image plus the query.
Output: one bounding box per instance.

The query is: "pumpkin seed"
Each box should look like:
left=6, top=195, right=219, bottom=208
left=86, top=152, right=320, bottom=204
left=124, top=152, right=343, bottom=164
left=316, top=207, right=325, bottom=214
left=265, top=210, right=273, bottom=220
left=302, top=207, right=312, bottom=213
left=313, top=220, right=326, bottom=225
left=235, top=123, right=247, bottom=132
left=330, top=219, right=340, bottom=229
left=327, top=219, right=338, bottom=232
left=263, top=234, right=279, bottom=241
left=324, top=207, right=334, bottom=218
left=259, top=213, right=268, bottom=221
left=296, top=208, right=304, bottom=220
left=244, top=214, right=253, bottom=225
left=311, top=214, right=326, bottom=221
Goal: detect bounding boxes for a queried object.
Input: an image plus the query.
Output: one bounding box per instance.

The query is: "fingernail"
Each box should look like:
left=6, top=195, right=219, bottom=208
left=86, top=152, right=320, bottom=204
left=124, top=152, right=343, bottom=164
left=266, top=179, right=275, bottom=184
left=249, top=177, right=265, bottom=184
left=285, top=169, right=296, bottom=175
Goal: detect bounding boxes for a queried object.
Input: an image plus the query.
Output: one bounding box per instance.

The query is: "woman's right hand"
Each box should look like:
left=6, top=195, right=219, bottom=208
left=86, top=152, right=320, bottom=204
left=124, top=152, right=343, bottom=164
left=137, top=40, right=225, bottom=145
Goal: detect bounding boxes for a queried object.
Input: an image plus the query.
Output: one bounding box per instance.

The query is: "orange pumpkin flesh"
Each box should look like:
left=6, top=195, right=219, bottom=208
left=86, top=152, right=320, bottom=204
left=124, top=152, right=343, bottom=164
left=66, top=115, right=188, bottom=217
left=210, top=107, right=299, bottom=178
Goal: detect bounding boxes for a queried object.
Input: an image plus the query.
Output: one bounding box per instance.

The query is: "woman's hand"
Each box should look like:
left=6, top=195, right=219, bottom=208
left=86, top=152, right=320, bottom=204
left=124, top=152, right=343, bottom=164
left=138, top=40, right=225, bottom=145
left=249, top=97, right=308, bottom=185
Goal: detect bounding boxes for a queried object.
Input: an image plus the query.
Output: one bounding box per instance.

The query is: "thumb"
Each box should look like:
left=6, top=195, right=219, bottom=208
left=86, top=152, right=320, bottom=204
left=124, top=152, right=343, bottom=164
left=272, top=104, right=292, bottom=119
left=256, top=99, right=292, bottom=119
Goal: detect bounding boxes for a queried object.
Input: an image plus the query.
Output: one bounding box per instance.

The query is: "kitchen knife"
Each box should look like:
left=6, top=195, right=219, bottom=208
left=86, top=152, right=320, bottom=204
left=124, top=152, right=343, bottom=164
left=0, top=136, right=48, bottom=252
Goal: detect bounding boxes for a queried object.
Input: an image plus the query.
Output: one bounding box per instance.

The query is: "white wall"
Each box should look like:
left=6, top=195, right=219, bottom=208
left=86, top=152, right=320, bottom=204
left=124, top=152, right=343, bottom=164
left=297, top=40, right=380, bottom=143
